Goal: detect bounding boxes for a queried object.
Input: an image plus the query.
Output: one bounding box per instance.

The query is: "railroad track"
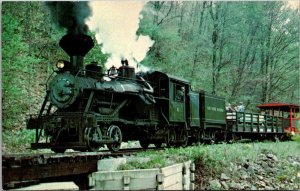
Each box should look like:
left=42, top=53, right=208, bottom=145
left=2, top=147, right=161, bottom=190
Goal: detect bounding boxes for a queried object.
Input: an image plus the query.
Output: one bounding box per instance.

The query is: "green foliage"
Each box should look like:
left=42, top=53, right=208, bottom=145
left=2, top=129, right=36, bottom=154
left=2, top=4, right=40, bottom=131
left=276, top=160, right=300, bottom=184
left=291, top=116, right=300, bottom=144
left=119, top=141, right=299, bottom=171
left=291, top=134, right=300, bottom=144
left=119, top=155, right=167, bottom=170
left=140, top=1, right=299, bottom=109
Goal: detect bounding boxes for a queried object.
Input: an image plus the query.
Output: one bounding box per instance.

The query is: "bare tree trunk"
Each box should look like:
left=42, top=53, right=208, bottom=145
left=178, top=2, right=185, bottom=35
left=260, top=6, right=274, bottom=103
left=198, top=1, right=207, bottom=35
left=209, top=2, right=219, bottom=95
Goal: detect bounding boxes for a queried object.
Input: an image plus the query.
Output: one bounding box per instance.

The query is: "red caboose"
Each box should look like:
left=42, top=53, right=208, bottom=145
left=257, top=102, right=300, bottom=136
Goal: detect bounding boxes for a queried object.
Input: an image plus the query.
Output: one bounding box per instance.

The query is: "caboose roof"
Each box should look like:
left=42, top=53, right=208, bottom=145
left=257, top=102, right=300, bottom=112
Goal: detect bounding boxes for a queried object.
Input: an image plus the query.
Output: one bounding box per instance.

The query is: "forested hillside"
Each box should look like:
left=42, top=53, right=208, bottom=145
left=1, top=1, right=299, bottom=152
left=139, top=1, right=299, bottom=107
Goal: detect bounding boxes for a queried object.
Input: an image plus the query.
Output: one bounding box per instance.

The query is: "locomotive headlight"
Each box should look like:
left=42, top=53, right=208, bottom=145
left=56, top=60, right=65, bottom=69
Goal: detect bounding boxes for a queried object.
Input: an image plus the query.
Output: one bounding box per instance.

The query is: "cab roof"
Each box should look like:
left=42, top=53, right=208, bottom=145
left=257, top=102, right=300, bottom=112
left=149, top=71, right=189, bottom=84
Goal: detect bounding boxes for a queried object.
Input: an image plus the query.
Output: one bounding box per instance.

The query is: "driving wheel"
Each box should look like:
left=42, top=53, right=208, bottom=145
left=139, top=139, right=150, bottom=149
left=166, top=128, right=177, bottom=148
left=107, top=125, right=122, bottom=152
left=85, top=127, right=102, bottom=152
left=180, top=130, right=189, bottom=147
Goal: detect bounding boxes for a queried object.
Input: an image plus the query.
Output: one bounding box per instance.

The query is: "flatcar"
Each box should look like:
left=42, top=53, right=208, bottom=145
left=226, top=103, right=300, bottom=141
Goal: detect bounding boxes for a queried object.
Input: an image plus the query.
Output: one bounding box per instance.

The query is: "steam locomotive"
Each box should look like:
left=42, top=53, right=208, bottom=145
left=27, top=34, right=300, bottom=153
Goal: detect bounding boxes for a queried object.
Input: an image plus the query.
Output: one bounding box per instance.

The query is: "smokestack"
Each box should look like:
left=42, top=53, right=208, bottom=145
left=59, top=34, right=94, bottom=70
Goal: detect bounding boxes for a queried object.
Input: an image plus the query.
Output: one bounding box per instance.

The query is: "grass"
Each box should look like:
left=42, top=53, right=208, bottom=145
left=119, top=154, right=167, bottom=170
left=2, top=129, right=36, bottom=154
left=118, top=140, right=300, bottom=190
left=118, top=141, right=300, bottom=172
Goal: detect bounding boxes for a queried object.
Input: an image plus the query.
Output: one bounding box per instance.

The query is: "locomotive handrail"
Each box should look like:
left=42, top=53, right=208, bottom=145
left=75, top=68, right=85, bottom=77
left=160, top=107, right=169, bottom=125
left=45, top=71, right=55, bottom=90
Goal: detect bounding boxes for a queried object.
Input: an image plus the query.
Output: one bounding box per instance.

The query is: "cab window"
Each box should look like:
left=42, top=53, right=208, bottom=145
left=174, top=84, right=184, bottom=102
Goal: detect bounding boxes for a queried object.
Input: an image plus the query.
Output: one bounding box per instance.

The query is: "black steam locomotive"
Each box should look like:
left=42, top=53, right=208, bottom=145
left=27, top=34, right=299, bottom=153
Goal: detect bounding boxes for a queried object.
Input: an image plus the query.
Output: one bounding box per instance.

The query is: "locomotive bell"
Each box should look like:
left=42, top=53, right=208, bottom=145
left=119, top=59, right=135, bottom=79
left=59, top=34, right=94, bottom=70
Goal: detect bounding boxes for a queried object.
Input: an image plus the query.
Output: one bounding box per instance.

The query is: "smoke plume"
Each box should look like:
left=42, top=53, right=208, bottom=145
left=46, top=2, right=91, bottom=34
left=86, top=1, right=154, bottom=70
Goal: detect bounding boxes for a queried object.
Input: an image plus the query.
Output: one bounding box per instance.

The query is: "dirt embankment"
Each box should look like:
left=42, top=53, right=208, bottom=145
left=195, top=150, right=300, bottom=190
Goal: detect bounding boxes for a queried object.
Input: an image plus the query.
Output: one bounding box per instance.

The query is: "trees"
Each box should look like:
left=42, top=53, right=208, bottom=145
left=2, top=2, right=43, bottom=131
left=140, top=1, right=299, bottom=109
left=257, top=2, right=299, bottom=103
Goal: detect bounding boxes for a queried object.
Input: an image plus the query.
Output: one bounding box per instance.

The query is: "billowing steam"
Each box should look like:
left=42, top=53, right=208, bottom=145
left=46, top=2, right=91, bottom=34
left=86, top=1, right=154, bottom=70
